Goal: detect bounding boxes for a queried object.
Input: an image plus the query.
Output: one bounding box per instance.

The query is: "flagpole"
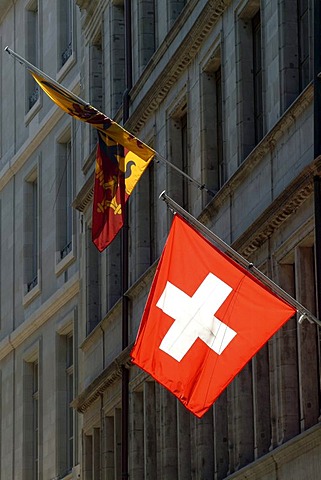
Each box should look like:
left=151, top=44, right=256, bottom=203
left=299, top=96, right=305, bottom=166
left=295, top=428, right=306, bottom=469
left=160, top=191, right=321, bottom=327
left=5, top=46, right=217, bottom=198
left=5, top=46, right=90, bottom=107
left=154, top=152, right=217, bottom=197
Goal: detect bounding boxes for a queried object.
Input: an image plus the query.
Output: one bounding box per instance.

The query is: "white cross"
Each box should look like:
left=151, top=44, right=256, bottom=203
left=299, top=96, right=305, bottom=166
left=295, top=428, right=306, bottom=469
left=156, top=273, right=237, bottom=361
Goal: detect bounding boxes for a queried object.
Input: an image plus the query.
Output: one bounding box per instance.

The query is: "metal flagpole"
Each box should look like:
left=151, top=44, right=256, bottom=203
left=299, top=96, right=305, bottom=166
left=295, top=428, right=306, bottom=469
left=5, top=46, right=89, bottom=107
left=154, top=152, right=217, bottom=197
left=5, top=46, right=216, bottom=199
left=160, top=191, right=321, bottom=327
left=313, top=0, right=321, bottom=320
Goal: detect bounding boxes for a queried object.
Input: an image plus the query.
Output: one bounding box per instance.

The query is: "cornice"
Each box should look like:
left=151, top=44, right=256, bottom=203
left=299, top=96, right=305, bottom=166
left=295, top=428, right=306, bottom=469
left=76, top=0, right=231, bottom=131
left=72, top=343, right=133, bottom=413
left=80, top=294, right=122, bottom=353
left=200, top=83, right=314, bottom=221
left=75, top=0, right=100, bottom=21
left=82, top=0, right=106, bottom=43
left=80, top=259, right=157, bottom=354
left=73, top=171, right=94, bottom=213
left=232, top=156, right=321, bottom=258
left=0, top=0, right=12, bottom=24
left=75, top=261, right=159, bottom=412
left=126, top=0, right=232, bottom=135
left=0, top=274, right=80, bottom=361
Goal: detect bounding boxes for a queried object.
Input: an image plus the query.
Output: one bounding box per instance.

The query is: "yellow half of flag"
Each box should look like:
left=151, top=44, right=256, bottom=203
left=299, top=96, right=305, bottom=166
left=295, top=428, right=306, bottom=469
left=98, top=132, right=152, bottom=197
left=31, top=71, right=155, bottom=163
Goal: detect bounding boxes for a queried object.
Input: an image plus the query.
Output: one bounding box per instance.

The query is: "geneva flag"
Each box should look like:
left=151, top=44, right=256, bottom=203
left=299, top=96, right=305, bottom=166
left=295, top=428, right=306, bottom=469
left=131, top=215, right=296, bottom=418
left=30, top=71, right=154, bottom=250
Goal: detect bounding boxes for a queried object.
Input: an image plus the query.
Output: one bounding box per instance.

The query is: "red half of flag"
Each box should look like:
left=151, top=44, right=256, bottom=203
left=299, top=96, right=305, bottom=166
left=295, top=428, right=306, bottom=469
left=131, top=215, right=296, bottom=417
left=92, top=132, right=127, bottom=251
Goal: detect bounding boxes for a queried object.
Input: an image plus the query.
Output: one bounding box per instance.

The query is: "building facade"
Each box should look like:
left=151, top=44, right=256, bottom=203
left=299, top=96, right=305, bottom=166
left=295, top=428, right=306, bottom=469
left=0, top=0, right=321, bottom=479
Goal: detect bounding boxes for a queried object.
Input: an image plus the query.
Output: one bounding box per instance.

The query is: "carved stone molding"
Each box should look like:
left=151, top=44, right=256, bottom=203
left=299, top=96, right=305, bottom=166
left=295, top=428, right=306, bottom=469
left=231, top=156, right=321, bottom=258
left=72, top=171, right=94, bottom=214
left=126, top=0, right=233, bottom=135
left=72, top=344, right=133, bottom=413
left=75, top=0, right=100, bottom=19
left=0, top=0, right=12, bottom=23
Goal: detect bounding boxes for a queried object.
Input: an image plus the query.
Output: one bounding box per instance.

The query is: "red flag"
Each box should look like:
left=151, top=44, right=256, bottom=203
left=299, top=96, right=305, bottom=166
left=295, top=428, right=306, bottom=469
left=131, top=215, right=296, bottom=417
left=92, top=132, right=153, bottom=251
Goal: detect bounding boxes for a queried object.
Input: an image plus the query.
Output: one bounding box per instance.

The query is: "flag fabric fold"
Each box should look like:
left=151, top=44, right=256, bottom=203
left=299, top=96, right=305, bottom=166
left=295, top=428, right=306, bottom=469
left=30, top=70, right=154, bottom=250
left=30, top=71, right=155, bottom=162
left=131, top=215, right=296, bottom=417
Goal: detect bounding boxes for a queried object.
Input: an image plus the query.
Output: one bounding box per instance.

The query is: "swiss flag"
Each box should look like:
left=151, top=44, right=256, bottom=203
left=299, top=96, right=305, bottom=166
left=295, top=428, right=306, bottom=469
left=131, top=215, right=296, bottom=417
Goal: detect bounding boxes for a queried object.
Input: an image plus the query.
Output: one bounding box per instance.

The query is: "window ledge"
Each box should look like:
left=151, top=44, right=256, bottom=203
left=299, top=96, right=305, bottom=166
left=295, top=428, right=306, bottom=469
left=57, top=51, right=76, bottom=83
left=58, top=473, right=72, bottom=480
left=24, top=96, right=42, bottom=126
left=23, top=273, right=41, bottom=307
left=55, top=239, right=76, bottom=276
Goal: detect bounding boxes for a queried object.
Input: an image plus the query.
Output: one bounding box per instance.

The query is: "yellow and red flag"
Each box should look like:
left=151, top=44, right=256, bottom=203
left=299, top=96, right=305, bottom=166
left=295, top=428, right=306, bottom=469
left=30, top=71, right=155, bottom=250
left=131, top=215, right=296, bottom=417
left=92, top=131, right=153, bottom=251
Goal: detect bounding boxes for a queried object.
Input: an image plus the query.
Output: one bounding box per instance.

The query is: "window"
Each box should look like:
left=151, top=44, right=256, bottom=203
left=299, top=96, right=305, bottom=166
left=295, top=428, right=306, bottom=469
left=32, top=362, right=39, bottom=479
left=57, top=314, right=77, bottom=477
left=83, top=430, right=101, bottom=480
left=130, top=138, right=157, bottom=282
left=83, top=434, right=93, bottom=478
left=105, top=233, right=122, bottom=313
left=138, top=0, right=156, bottom=72
left=280, top=0, right=312, bottom=110
left=252, top=11, right=263, bottom=144
left=26, top=0, right=39, bottom=110
left=201, top=49, right=224, bottom=202
left=237, top=4, right=263, bottom=161
left=100, top=409, right=122, bottom=479
left=66, top=334, right=74, bottom=472
left=148, top=160, right=157, bottom=263
left=58, top=0, right=73, bottom=68
left=167, top=0, right=187, bottom=27
left=104, top=416, right=116, bottom=475
left=168, top=103, right=189, bottom=211
left=24, top=168, right=39, bottom=295
left=89, top=33, right=104, bottom=151
left=111, top=2, right=125, bottom=115
left=93, top=428, right=101, bottom=479
left=0, top=199, right=2, bottom=325
left=181, top=114, right=188, bottom=209
left=297, top=0, right=311, bottom=91
left=57, top=136, right=73, bottom=261
left=23, top=355, right=41, bottom=480
left=143, top=382, right=157, bottom=477
left=86, top=226, right=100, bottom=334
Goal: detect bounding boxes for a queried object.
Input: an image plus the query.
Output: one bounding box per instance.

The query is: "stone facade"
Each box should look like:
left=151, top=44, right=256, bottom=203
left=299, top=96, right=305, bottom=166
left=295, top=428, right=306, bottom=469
left=0, top=0, right=320, bottom=479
